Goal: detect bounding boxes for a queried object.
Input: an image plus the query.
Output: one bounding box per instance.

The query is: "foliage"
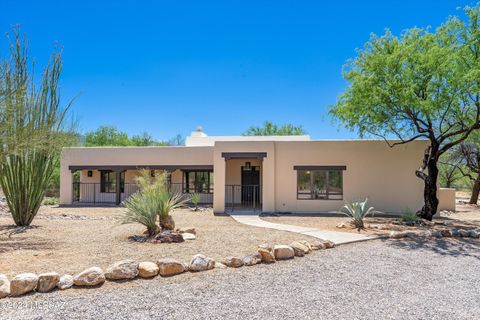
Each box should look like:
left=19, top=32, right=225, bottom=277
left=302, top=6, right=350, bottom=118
left=329, top=5, right=480, bottom=220
left=338, top=198, right=379, bottom=229
left=401, top=209, right=418, bottom=223
left=118, top=170, right=188, bottom=234
left=0, top=28, right=76, bottom=226
left=190, top=193, right=201, bottom=211
left=243, top=121, right=306, bottom=136
left=42, top=196, right=58, bottom=206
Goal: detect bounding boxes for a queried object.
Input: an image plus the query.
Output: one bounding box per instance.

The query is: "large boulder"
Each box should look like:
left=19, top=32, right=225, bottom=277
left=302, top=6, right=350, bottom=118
left=323, top=240, right=335, bottom=249
left=290, top=241, right=310, bottom=257
left=273, top=245, right=295, bottom=260
left=73, top=267, right=106, bottom=286
left=10, top=273, right=38, bottom=296
left=257, top=248, right=276, bottom=263
left=138, top=262, right=159, bottom=278
left=153, top=231, right=184, bottom=243
left=105, top=260, right=139, bottom=280
left=300, top=240, right=313, bottom=252
left=189, top=254, right=215, bottom=272
left=242, top=253, right=262, bottom=266
left=309, top=240, right=326, bottom=250
left=0, top=274, right=10, bottom=299
left=37, top=272, right=60, bottom=293
left=157, top=258, right=186, bottom=277
left=222, top=257, right=244, bottom=268
left=57, top=275, right=74, bottom=290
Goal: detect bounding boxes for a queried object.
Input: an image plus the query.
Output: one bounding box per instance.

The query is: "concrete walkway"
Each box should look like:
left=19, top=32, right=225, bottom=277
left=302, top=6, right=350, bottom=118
left=228, top=211, right=378, bottom=245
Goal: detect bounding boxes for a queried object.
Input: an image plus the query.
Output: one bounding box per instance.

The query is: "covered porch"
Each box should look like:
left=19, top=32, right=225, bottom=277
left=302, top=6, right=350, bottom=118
left=69, top=165, right=213, bottom=205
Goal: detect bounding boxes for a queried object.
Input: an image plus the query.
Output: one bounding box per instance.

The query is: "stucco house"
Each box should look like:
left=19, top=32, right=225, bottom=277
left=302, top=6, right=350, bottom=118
left=60, top=128, right=434, bottom=214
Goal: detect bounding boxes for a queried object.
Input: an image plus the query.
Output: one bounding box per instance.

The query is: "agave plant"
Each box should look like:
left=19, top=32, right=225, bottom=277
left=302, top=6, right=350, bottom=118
left=338, top=198, right=380, bottom=229
left=190, top=193, right=201, bottom=211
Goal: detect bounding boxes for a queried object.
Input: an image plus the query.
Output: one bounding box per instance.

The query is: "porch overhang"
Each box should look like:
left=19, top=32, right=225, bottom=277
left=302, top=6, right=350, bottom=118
left=293, top=165, right=347, bottom=170
left=69, top=165, right=213, bottom=172
left=221, top=152, right=267, bottom=160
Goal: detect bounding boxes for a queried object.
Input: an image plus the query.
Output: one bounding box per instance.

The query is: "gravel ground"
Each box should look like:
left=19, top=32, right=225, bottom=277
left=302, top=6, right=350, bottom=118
left=2, top=238, right=479, bottom=320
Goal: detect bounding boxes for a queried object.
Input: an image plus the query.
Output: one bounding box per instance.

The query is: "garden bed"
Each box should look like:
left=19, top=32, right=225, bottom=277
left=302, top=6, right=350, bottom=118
left=0, top=206, right=317, bottom=278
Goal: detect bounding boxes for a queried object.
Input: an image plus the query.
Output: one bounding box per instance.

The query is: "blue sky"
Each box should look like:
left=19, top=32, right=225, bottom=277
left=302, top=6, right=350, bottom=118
left=0, top=0, right=470, bottom=140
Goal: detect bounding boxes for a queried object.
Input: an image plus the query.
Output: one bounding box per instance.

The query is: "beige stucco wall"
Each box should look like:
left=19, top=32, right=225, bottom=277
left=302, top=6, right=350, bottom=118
left=273, top=140, right=427, bottom=214
left=438, top=188, right=456, bottom=212
left=60, top=146, right=213, bottom=204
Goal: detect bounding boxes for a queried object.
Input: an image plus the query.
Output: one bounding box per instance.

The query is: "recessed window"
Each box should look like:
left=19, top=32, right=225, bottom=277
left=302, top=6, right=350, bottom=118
left=183, top=171, right=213, bottom=193
left=297, top=169, right=343, bottom=200
left=100, top=171, right=125, bottom=193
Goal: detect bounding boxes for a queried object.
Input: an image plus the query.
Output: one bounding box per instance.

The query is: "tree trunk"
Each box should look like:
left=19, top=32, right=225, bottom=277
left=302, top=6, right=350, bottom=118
left=469, top=174, right=480, bottom=204
left=417, top=147, right=439, bottom=221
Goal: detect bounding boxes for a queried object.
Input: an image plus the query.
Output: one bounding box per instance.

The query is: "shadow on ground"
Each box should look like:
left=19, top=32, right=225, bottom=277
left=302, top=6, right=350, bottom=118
left=384, top=237, right=480, bottom=260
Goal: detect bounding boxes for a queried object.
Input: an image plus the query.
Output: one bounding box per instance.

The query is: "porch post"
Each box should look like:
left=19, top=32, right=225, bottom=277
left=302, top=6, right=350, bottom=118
left=115, top=171, right=122, bottom=205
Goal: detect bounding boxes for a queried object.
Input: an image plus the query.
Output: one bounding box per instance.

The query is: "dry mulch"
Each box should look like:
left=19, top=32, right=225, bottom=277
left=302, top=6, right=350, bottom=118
left=0, top=206, right=316, bottom=278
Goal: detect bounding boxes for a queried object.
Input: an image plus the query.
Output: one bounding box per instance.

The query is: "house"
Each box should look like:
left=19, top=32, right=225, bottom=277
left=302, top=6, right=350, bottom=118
left=60, top=128, right=434, bottom=214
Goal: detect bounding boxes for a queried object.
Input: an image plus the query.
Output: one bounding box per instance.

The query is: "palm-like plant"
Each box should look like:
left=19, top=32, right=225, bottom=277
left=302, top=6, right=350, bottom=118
left=338, top=198, right=380, bottom=229
left=119, top=186, right=161, bottom=236
left=158, top=189, right=189, bottom=230
left=190, top=193, right=201, bottom=211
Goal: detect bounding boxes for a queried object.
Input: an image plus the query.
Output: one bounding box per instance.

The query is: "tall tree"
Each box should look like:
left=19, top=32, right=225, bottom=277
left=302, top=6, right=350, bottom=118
left=243, top=121, right=306, bottom=136
left=330, top=5, right=480, bottom=220
left=0, top=28, right=76, bottom=226
left=84, top=126, right=131, bottom=146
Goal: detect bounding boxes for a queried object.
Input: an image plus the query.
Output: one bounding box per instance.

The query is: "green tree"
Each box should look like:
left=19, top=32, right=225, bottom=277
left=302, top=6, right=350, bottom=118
left=243, top=121, right=306, bottom=136
left=84, top=126, right=131, bottom=146
left=330, top=5, right=480, bottom=220
left=0, top=28, right=76, bottom=226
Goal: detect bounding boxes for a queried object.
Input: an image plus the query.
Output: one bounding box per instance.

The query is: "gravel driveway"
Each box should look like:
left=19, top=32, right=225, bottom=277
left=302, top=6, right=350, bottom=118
left=2, top=238, right=479, bottom=320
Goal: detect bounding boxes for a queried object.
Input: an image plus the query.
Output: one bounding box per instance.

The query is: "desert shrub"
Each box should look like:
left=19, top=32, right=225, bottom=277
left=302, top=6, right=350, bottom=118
left=190, top=193, right=201, bottom=211
left=42, top=197, right=58, bottom=206
left=401, top=209, right=418, bottom=223
left=339, top=198, right=380, bottom=229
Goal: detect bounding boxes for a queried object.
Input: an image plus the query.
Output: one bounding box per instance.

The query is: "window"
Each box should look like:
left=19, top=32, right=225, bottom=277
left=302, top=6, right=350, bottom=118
left=183, top=171, right=213, bottom=193
left=297, top=169, right=343, bottom=200
left=100, top=171, right=125, bottom=193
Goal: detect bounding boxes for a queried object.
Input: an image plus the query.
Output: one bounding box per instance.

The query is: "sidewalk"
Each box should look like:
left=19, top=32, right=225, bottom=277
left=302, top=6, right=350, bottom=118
left=228, top=211, right=378, bottom=245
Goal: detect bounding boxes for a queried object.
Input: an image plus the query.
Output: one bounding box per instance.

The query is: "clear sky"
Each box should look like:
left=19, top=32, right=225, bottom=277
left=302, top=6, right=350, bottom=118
left=0, top=0, right=470, bottom=140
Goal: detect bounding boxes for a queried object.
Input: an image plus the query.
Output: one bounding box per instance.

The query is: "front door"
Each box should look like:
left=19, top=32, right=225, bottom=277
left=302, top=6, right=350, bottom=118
left=241, top=165, right=260, bottom=206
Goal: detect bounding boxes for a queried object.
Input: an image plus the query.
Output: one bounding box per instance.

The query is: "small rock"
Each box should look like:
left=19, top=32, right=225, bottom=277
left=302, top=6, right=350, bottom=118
left=469, top=230, right=479, bottom=238
left=138, top=262, right=159, bottom=278
left=223, top=257, right=244, bottom=268
left=37, top=272, right=60, bottom=293
left=181, top=233, right=196, bottom=240
left=258, top=243, right=272, bottom=250
left=336, top=222, right=347, bottom=229
left=431, top=231, right=443, bottom=238
left=189, top=254, right=215, bottom=272
left=153, top=231, right=184, bottom=243
left=10, top=273, right=38, bottom=296
left=257, top=248, right=276, bottom=263
left=157, top=258, right=186, bottom=277
left=459, top=229, right=470, bottom=237
left=451, top=229, right=461, bottom=237
left=440, top=229, right=452, bottom=237
left=242, top=253, right=262, bottom=266
left=300, top=240, right=312, bottom=251
left=310, top=240, right=326, bottom=250
left=105, top=260, right=139, bottom=280
left=57, top=275, right=74, bottom=290
left=273, top=245, right=295, bottom=260
left=73, top=267, right=106, bottom=287
left=0, top=274, right=10, bottom=299
left=290, top=241, right=310, bottom=256
left=323, top=240, right=335, bottom=249
left=176, top=227, right=196, bottom=235
left=420, top=231, right=432, bottom=238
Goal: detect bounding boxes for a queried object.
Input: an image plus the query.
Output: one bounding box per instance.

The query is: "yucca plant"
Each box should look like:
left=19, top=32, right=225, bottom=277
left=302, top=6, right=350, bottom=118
left=158, top=189, right=189, bottom=230
left=0, top=28, right=75, bottom=227
left=338, top=198, right=380, bottom=229
left=190, top=192, right=201, bottom=211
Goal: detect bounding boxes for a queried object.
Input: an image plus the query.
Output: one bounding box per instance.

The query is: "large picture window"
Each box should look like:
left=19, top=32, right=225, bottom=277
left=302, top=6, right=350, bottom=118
left=297, top=169, right=343, bottom=200
left=100, top=171, right=125, bottom=193
left=183, top=171, right=213, bottom=194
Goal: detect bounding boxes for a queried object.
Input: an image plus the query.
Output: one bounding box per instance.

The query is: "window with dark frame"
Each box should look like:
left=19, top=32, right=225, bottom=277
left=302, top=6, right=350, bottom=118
left=182, top=170, right=213, bottom=194
left=100, top=171, right=125, bottom=193
left=297, top=169, right=343, bottom=200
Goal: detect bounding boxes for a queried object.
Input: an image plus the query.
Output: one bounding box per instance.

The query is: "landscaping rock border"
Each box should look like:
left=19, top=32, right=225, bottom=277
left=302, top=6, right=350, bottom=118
left=3, top=231, right=477, bottom=299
